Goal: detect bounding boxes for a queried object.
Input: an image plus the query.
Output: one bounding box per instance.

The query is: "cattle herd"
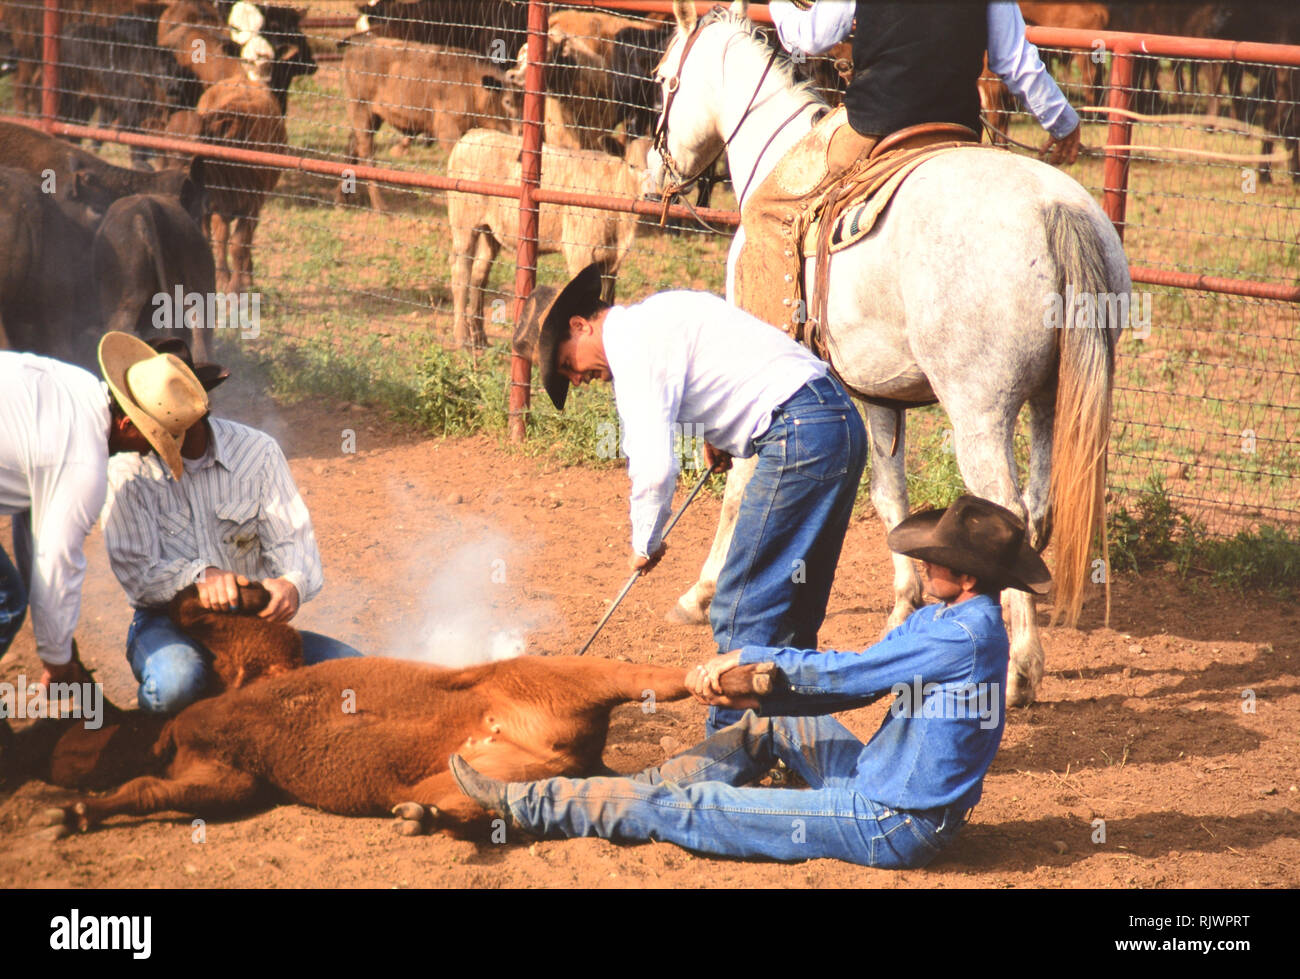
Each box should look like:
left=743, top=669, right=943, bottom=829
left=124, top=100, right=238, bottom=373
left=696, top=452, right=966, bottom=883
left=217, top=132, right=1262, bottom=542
left=0, top=0, right=1295, bottom=364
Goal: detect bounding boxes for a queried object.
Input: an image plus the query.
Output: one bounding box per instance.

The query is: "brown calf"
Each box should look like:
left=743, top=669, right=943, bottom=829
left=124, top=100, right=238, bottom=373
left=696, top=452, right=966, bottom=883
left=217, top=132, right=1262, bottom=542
left=191, top=74, right=287, bottom=292
left=58, top=655, right=701, bottom=834
left=167, top=581, right=303, bottom=691
left=340, top=35, right=517, bottom=211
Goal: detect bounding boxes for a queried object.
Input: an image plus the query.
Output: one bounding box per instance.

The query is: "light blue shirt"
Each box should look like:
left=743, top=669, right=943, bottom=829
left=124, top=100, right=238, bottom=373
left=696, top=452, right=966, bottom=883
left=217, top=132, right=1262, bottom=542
left=769, top=0, right=1081, bottom=140
left=741, top=592, right=1010, bottom=812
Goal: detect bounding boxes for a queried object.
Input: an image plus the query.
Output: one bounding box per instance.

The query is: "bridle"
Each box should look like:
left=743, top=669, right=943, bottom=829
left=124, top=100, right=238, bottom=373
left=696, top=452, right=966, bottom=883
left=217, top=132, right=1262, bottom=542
left=652, top=8, right=821, bottom=217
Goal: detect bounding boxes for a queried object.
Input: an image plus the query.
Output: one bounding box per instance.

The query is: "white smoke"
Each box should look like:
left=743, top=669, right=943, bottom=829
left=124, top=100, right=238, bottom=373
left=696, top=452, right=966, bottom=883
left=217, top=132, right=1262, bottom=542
left=396, top=526, right=553, bottom=668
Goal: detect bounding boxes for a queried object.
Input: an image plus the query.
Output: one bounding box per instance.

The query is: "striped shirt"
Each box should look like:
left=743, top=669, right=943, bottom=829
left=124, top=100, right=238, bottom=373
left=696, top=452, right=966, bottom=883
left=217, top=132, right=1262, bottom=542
left=102, top=417, right=324, bottom=610
left=0, top=353, right=111, bottom=666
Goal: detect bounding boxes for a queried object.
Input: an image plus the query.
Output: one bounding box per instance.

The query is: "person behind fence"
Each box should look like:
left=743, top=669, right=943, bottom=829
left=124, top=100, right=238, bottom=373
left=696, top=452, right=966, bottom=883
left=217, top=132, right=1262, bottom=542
left=736, top=0, right=1084, bottom=328
left=534, top=262, right=867, bottom=736
left=0, top=347, right=211, bottom=707
left=450, top=495, right=1050, bottom=868
left=100, top=334, right=362, bottom=714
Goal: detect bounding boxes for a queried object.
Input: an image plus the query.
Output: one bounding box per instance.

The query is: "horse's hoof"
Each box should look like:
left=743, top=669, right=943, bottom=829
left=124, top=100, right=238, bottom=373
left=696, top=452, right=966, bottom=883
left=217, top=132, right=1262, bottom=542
left=391, top=802, right=425, bottom=821
left=1006, top=673, right=1037, bottom=708
left=665, top=602, right=708, bottom=626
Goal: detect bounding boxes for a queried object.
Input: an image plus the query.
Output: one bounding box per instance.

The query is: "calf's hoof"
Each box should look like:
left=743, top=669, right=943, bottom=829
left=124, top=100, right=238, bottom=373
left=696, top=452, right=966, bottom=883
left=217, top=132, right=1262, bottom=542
left=719, top=661, right=779, bottom=697
left=60, top=801, right=96, bottom=834
left=390, top=801, right=442, bottom=836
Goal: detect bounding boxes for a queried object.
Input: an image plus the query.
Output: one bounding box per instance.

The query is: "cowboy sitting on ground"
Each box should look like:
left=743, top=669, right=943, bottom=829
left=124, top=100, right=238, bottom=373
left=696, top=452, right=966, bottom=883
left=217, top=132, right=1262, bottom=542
left=536, top=262, right=866, bottom=737
left=451, top=496, right=1050, bottom=869
left=100, top=334, right=362, bottom=714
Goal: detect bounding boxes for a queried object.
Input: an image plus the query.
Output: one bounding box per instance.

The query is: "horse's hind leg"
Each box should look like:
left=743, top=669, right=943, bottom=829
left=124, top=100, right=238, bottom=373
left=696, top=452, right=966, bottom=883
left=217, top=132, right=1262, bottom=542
left=65, top=757, right=260, bottom=832
left=946, top=408, right=1044, bottom=707
left=669, top=456, right=757, bottom=627
left=864, top=404, right=923, bottom=631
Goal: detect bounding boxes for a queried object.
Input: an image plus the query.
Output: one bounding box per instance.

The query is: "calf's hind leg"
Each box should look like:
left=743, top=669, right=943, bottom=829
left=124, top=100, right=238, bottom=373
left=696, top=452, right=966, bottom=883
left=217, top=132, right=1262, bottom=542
left=64, top=757, right=260, bottom=832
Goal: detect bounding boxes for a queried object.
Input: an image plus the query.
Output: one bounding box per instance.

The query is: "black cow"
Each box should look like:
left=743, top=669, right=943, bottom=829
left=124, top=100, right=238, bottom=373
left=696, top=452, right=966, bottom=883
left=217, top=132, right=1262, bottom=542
left=349, top=0, right=528, bottom=62
left=91, top=193, right=215, bottom=362
left=0, top=166, right=100, bottom=365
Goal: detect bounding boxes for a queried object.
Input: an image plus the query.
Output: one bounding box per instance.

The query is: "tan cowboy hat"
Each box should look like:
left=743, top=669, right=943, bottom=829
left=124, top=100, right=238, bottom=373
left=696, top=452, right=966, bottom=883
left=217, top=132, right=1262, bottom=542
left=886, top=495, right=1052, bottom=595
left=98, top=332, right=209, bottom=481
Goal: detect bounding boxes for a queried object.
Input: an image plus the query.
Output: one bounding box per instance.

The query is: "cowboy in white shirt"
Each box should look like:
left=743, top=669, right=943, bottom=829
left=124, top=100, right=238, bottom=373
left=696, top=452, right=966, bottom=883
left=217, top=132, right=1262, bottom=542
left=0, top=340, right=208, bottom=694
left=535, top=263, right=867, bottom=735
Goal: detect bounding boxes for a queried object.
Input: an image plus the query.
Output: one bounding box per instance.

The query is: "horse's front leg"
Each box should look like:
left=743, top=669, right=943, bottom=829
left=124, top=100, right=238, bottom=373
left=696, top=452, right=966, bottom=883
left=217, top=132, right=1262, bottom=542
left=668, top=456, right=757, bottom=626
left=864, top=404, right=923, bottom=631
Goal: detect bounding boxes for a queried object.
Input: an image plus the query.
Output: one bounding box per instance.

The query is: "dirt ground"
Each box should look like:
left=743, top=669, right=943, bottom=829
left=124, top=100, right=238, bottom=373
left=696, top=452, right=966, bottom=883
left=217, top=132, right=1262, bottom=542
left=2, top=374, right=1297, bottom=890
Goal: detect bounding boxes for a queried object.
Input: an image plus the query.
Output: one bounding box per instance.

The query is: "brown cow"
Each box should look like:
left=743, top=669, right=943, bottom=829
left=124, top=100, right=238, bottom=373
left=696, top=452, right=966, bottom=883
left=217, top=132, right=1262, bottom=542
left=339, top=35, right=517, bottom=210
left=504, top=9, right=651, bottom=155
left=1018, top=2, right=1109, bottom=106
left=190, top=73, right=286, bottom=291
left=49, top=655, right=710, bottom=835
left=168, top=580, right=303, bottom=690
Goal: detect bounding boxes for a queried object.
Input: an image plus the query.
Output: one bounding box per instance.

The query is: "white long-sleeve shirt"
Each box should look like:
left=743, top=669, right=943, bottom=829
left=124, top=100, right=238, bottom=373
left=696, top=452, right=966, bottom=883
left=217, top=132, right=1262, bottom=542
left=602, top=291, right=825, bottom=557
left=102, top=417, right=324, bottom=609
left=0, top=353, right=111, bottom=666
left=770, top=0, right=1081, bottom=140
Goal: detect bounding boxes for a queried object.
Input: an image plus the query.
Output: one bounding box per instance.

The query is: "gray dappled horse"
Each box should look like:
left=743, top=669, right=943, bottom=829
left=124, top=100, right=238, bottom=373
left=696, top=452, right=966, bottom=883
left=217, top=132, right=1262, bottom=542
left=649, top=1, right=1128, bottom=706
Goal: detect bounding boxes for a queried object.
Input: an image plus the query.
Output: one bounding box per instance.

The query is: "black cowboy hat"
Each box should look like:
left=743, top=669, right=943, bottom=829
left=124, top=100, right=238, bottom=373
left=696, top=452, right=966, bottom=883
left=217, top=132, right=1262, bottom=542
left=535, top=262, right=607, bottom=411
left=886, top=495, right=1052, bottom=595
left=147, top=337, right=230, bottom=392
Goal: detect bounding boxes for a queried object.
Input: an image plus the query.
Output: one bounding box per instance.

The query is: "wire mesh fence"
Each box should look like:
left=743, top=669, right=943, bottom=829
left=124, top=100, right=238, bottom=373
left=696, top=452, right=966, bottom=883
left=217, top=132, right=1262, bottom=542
left=0, top=0, right=1295, bottom=535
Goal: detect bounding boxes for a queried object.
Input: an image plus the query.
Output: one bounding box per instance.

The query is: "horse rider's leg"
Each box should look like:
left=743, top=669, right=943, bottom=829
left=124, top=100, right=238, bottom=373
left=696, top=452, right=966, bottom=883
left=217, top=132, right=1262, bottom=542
left=863, top=404, right=922, bottom=631
left=669, top=456, right=757, bottom=626
left=945, top=407, right=1045, bottom=708
left=732, top=109, right=865, bottom=331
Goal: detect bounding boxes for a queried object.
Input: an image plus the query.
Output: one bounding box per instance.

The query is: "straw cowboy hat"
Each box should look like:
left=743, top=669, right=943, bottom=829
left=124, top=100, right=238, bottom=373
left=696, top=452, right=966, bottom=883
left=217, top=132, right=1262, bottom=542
left=98, top=331, right=209, bottom=481
left=147, top=336, right=231, bottom=392
left=536, top=261, right=607, bottom=411
left=886, top=495, right=1052, bottom=594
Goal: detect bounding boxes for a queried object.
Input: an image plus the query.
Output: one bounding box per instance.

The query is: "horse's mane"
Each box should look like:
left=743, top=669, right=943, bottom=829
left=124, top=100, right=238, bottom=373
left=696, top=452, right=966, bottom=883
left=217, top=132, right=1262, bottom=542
left=700, top=6, right=825, bottom=106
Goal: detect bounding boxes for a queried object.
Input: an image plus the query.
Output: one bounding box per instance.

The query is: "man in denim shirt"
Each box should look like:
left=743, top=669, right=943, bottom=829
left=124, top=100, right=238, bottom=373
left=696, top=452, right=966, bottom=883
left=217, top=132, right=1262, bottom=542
left=452, top=496, right=1050, bottom=868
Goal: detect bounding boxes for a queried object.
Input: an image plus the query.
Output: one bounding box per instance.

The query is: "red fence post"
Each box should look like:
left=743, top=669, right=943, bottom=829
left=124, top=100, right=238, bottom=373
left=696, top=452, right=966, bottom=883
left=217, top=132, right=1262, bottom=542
left=41, top=0, right=60, bottom=132
left=1102, top=44, right=1134, bottom=240
left=509, top=0, right=548, bottom=443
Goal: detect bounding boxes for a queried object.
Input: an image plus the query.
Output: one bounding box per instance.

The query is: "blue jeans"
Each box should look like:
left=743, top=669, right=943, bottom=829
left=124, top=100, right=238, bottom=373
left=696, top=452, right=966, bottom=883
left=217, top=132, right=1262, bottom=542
left=0, top=542, right=28, bottom=659
left=505, top=712, right=970, bottom=868
left=126, top=608, right=363, bottom=713
left=708, top=375, right=867, bottom=733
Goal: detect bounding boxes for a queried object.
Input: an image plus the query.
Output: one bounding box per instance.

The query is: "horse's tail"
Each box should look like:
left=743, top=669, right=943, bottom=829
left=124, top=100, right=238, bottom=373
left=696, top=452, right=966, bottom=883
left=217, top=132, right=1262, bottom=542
left=1044, top=202, right=1121, bottom=628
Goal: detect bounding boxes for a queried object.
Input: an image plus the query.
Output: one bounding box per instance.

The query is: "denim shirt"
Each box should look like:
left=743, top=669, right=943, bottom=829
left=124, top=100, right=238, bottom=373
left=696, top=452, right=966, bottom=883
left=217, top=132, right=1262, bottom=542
left=739, top=593, right=1010, bottom=812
